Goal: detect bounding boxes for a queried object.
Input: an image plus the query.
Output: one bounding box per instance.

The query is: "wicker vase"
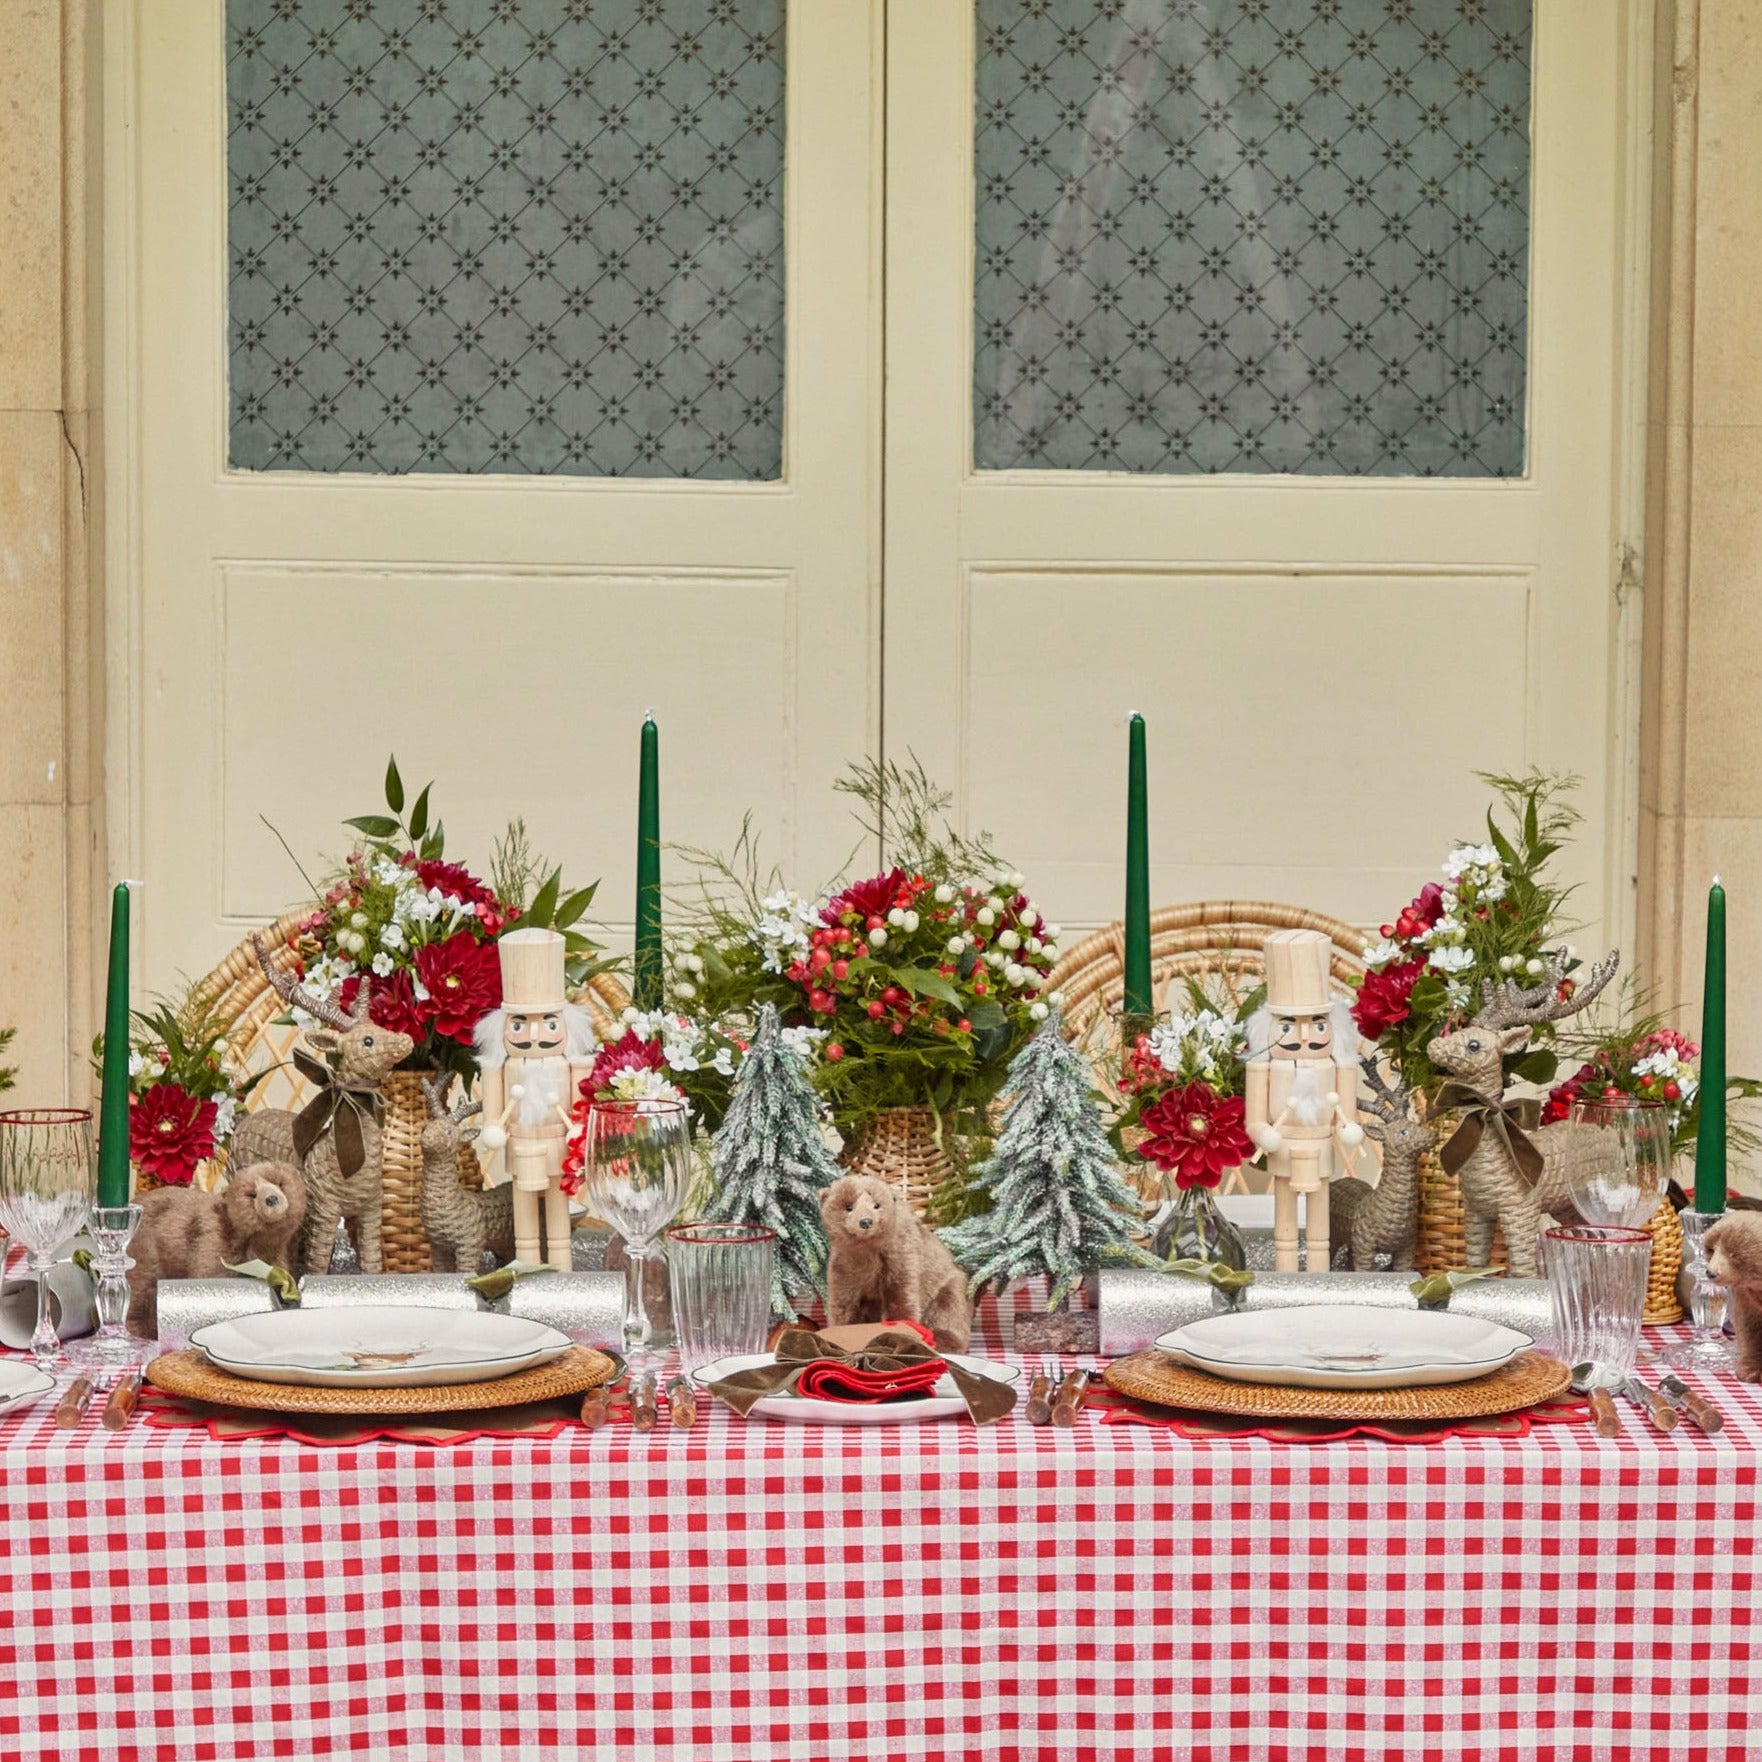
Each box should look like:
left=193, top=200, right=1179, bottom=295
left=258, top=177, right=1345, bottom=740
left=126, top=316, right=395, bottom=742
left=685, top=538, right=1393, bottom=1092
left=379, top=1069, right=483, bottom=1275
left=1643, top=1197, right=1685, bottom=1324
left=1413, top=1112, right=1509, bottom=1275
left=839, top=1107, right=969, bottom=1222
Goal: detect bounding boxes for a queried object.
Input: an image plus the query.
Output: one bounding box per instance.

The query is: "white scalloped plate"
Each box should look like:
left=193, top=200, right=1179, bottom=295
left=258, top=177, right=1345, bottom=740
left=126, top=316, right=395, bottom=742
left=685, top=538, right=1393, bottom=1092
left=1155, top=1306, right=1532, bottom=1390
left=193, top=1307, right=572, bottom=1389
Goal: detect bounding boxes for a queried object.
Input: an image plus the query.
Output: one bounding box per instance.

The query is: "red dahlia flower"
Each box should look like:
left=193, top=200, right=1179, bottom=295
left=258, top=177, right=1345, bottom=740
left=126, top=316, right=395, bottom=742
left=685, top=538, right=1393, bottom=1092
left=413, top=858, right=501, bottom=914
left=822, top=868, right=907, bottom=928
left=1351, top=959, right=1426, bottom=1040
left=1138, top=1083, right=1253, bottom=1190
left=414, top=933, right=503, bottom=1043
left=585, top=1028, right=666, bottom=1096
left=129, top=1083, right=219, bottom=1187
left=340, top=972, right=427, bottom=1042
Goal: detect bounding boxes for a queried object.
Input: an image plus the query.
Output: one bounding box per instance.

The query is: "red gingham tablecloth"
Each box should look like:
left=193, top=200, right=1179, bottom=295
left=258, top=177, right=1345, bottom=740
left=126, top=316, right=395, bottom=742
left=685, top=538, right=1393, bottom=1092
left=0, top=1285, right=1757, bottom=1762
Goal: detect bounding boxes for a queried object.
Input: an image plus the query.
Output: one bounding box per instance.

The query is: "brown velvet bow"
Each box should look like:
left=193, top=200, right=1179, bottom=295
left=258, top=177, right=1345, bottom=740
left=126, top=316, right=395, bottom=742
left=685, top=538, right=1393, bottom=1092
left=704, top=1326, right=1018, bottom=1425
left=290, top=1046, right=386, bottom=1180
left=1433, top=1082, right=1545, bottom=1187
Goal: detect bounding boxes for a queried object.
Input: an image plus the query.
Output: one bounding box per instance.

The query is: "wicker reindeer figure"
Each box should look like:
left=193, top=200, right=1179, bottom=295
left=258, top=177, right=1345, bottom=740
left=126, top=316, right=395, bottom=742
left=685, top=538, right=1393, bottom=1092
left=419, top=1075, right=514, bottom=1274
left=229, top=936, right=415, bottom=1275
left=1331, top=1062, right=1436, bottom=1272
left=1424, top=952, right=1622, bottom=1277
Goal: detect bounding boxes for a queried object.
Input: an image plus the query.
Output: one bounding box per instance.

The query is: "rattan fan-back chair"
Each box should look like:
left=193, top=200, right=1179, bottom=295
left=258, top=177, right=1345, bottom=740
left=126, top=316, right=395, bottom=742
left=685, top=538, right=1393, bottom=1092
left=162, top=911, right=630, bottom=1273
left=1043, top=901, right=1369, bottom=1200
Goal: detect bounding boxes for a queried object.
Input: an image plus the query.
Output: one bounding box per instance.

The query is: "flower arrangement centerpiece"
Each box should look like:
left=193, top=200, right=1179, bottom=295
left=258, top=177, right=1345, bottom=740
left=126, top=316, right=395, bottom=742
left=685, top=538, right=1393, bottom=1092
left=558, top=1008, right=749, bottom=1198
left=1108, top=979, right=1258, bottom=1266
left=1354, top=774, right=1584, bottom=1096
left=285, top=759, right=605, bottom=1081
left=111, top=997, right=266, bottom=1190
left=1546, top=1006, right=1761, bottom=1163
left=670, top=760, right=1063, bottom=1220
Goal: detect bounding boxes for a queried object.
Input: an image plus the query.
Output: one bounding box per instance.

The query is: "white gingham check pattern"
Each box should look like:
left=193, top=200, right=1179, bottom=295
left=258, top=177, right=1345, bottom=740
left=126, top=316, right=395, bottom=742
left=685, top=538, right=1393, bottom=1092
left=1, top=1284, right=1758, bottom=1762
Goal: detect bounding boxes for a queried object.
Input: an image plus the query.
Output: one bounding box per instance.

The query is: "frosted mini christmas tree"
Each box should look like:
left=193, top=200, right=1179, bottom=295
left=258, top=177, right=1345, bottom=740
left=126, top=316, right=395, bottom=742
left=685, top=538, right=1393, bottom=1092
left=941, top=1012, right=1151, bottom=1306
left=705, top=1004, right=837, bottom=1319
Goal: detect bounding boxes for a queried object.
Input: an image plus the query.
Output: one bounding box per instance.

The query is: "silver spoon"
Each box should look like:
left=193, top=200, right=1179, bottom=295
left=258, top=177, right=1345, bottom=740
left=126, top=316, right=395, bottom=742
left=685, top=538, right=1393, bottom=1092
left=1571, top=1361, right=1623, bottom=1438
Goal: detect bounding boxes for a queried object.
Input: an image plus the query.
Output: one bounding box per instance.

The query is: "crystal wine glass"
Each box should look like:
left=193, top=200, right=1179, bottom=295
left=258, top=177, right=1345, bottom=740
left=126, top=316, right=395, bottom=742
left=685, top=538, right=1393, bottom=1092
left=1565, top=1096, right=1670, bottom=1227
left=0, top=1110, right=96, bottom=1370
left=578, top=1098, right=694, bottom=1364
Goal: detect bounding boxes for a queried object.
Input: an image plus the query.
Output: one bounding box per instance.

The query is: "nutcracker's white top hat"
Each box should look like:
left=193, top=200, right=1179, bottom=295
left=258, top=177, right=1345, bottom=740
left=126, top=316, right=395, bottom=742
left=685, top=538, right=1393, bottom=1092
left=1262, top=928, right=1334, bottom=1015
left=497, top=927, right=567, bottom=1010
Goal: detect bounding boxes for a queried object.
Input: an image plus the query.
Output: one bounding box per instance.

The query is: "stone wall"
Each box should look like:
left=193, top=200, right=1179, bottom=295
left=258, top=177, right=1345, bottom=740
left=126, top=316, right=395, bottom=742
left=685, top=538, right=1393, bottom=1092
left=0, top=0, right=102, bottom=1105
left=1639, top=0, right=1762, bottom=1169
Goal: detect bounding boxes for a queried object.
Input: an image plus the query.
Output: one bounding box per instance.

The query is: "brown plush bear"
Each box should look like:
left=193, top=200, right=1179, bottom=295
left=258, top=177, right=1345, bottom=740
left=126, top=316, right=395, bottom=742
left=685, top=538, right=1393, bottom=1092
left=819, top=1174, right=972, bottom=1353
left=127, top=1161, right=307, bottom=1339
left=1705, top=1212, right=1762, bottom=1380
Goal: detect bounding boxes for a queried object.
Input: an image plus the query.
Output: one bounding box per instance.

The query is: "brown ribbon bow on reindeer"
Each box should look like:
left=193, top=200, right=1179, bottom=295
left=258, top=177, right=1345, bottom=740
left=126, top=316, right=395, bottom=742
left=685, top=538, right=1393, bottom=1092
left=289, top=1046, right=386, bottom=1180
left=704, top=1326, right=1018, bottom=1425
left=1432, top=1082, right=1545, bottom=1187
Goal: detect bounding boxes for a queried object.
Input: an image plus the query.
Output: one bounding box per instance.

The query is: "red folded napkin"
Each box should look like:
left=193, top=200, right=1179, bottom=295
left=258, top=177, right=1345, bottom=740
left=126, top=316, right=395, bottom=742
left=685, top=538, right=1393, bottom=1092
left=794, top=1356, right=946, bottom=1404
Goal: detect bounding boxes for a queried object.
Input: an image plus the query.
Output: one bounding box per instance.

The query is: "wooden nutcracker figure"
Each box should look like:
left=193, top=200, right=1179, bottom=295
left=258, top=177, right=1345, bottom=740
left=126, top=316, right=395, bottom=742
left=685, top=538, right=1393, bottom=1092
left=1244, top=929, right=1367, bottom=1273
left=473, top=929, right=597, bottom=1272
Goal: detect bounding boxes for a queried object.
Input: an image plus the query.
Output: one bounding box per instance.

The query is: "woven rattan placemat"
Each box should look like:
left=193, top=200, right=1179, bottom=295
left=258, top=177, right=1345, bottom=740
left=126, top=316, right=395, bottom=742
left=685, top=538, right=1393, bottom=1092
left=146, top=1345, right=618, bottom=1416
left=1102, top=1349, right=1571, bottom=1422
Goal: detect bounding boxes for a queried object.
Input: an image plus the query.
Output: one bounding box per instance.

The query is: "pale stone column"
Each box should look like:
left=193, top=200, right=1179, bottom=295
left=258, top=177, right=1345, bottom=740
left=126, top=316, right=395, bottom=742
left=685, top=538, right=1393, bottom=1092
left=0, top=0, right=103, bottom=1106
left=1639, top=0, right=1762, bottom=1186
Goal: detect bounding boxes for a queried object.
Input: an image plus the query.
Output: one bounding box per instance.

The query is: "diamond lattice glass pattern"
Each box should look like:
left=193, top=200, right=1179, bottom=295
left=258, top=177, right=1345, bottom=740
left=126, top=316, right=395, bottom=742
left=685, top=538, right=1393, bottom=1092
left=227, top=0, right=785, bottom=479
left=974, top=0, right=1530, bottom=476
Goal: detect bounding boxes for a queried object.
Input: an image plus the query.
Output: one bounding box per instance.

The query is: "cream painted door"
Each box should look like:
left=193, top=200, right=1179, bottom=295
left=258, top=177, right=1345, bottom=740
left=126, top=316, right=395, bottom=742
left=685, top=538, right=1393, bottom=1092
left=882, top=0, right=1646, bottom=950
left=111, top=2, right=881, bottom=988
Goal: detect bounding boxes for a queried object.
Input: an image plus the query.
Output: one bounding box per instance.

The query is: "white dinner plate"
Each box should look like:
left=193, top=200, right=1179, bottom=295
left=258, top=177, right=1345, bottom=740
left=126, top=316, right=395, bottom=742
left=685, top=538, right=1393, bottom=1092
left=192, top=1306, right=573, bottom=1389
left=0, top=1360, right=57, bottom=1417
left=691, top=1351, right=1021, bottom=1424
left=1155, top=1306, right=1532, bottom=1390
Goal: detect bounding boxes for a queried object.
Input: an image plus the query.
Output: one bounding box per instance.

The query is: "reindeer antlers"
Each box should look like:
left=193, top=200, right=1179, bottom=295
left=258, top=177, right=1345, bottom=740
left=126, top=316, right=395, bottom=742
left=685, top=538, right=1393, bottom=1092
left=1357, top=1057, right=1410, bottom=1125
left=1473, top=949, right=1621, bottom=1033
left=253, top=933, right=354, bottom=1032
left=421, top=1072, right=481, bottom=1126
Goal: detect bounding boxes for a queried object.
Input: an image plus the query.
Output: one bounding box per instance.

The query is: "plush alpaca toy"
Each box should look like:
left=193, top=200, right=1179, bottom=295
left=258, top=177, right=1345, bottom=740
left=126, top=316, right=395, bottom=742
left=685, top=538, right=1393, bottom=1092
left=1704, top=1212, right=1762, bottom=1380
left=127, top=1161, right=307, bottom=1338
left=819, top=1174, right=972, bottom=1352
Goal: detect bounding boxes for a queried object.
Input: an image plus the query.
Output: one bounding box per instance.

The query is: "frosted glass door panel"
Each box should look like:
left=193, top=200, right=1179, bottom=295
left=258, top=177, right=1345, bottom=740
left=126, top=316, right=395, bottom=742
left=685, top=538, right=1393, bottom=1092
left=973, top=0, right=1531, bottom=476
left=227, top=0, right=786, bottom=478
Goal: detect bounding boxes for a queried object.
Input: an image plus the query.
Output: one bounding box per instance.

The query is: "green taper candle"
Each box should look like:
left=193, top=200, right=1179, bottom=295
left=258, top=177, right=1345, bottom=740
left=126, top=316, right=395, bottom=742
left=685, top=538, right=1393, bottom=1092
left=1695, top=875, right=1727, bottom=1213
left=634, top=715, right=663, bottom=1011
left=96, top=880, right=132, bottom=1206
left=1123, top=713, right=1153, bottom=1019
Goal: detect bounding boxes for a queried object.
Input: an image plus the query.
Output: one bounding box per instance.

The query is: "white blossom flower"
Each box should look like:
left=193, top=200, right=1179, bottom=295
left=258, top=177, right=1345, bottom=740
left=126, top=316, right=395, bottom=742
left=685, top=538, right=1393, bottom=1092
left=1362, top=938, right=1404, bottom=970
left=404, top=889, right=444, bottom=925
left=211, top=1095, right=238, bottom=1144
left=1444, top=979, right=1473, bottom=1010
left=710, top=1046, right=737, bottom=1078
left=371, top=951, right=396, bottom=977
left=379, top=921, right=406, bottom=952
left=779, top=1025, right=827, bottom=1062
left=128, top=1051, right=145, bottom=1079
left=371, top=858, right=404, bottom=888
left=606, top=1068, right=684, bottom=1104
left=1429, top=945, right=1476, bottom=974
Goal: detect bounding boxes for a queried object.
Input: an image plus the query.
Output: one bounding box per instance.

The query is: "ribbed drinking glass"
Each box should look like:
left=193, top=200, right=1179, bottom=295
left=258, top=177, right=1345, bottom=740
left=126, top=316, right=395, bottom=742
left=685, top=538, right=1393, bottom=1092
left=666, top=1223, right=776, bottom=1372
left=1546, top=1224, right=1652, bottom=1379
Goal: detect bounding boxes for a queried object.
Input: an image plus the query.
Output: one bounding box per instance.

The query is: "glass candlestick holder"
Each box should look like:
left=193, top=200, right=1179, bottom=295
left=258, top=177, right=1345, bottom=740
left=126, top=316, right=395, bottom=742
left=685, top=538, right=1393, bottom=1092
left=65, top=1203, right=146, bottom=1374
left=1661, top=1208, right=1738, bottom=1376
